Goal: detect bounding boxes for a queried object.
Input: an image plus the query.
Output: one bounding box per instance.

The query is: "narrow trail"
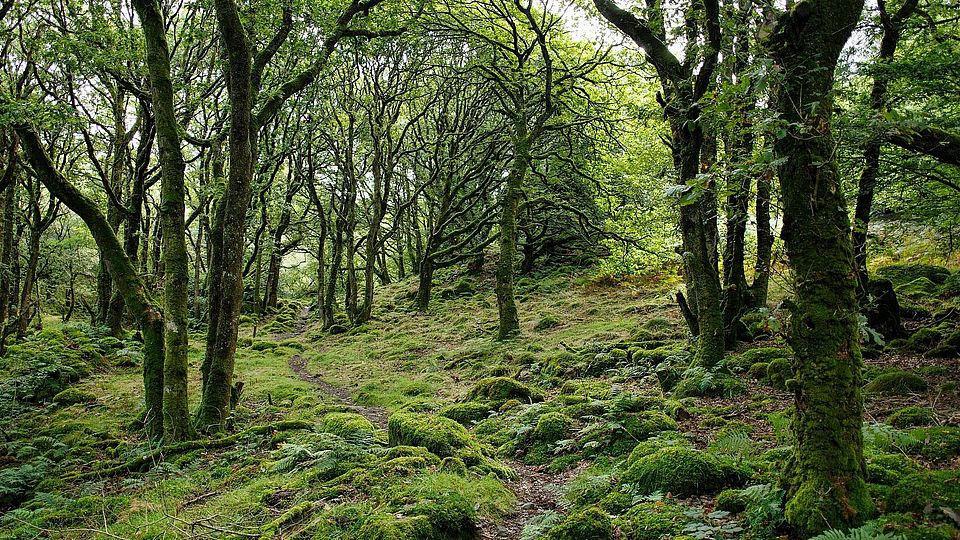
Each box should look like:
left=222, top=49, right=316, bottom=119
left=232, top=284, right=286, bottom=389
left=281, top=308, right=574, bottom=539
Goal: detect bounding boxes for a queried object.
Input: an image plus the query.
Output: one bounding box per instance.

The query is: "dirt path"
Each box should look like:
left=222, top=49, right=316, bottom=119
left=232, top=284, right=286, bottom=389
left=282, top=307, right=572, bottom=539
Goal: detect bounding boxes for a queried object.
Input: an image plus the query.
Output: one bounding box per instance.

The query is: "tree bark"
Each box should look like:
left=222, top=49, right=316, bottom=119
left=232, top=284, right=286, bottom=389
left=768, top=0, right=871, bottom=534
left=15, top=124, right=166, bottom=440
left=133, top=0, right=195, bottom=442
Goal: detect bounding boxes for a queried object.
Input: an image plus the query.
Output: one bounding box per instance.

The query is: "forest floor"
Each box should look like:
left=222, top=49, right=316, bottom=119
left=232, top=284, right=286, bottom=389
left=0, top=265, right=958, bottom=539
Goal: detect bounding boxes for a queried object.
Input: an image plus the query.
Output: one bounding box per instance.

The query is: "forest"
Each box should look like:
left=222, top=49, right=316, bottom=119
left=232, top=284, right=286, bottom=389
left=0, top=0, right=957, bottom=538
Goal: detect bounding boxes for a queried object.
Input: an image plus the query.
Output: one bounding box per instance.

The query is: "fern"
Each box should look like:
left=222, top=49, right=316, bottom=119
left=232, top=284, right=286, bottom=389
left=810, top=523, right=904, bottom=540
left=520, top=510, right=563, bottom=540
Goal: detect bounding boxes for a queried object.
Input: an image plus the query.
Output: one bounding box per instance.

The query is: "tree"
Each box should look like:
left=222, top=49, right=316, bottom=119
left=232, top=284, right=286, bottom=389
left=766, top=0, right=871, bottom=534
left=592, top=0, right=725, bottom=366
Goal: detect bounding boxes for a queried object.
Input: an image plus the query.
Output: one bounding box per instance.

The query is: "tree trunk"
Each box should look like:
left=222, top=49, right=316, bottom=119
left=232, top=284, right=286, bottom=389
left=134, top=0, right=195, bottom=442
left=0, top=180, right=15, bottom=352
left=750, top=168, right=773, bottom=308
left=768, top=1, right=871, bottom=534
left=15, top=124, right=166, bottom=440
left=416, top=256, right=434, bottom=312
left=197, top=0, right=256, bottom=433
left=495, top=130, right=528, bottom=340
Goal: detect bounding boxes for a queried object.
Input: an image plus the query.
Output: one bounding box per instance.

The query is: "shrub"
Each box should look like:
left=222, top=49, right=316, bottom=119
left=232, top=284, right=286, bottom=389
left=319, top=412, right=377, bottom=439
left=619, top=447, right=746, bottom=496
left=864, top=370, right=928, bottom=395
left=887, top=406, right=934, bottom=428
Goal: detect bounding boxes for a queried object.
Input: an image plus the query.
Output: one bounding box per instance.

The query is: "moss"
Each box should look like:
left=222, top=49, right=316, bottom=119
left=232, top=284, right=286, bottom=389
left=439, top=402, right=494, bottom=426
left=619, top=447, right=745, bottom=496
left=748, top=362, right=769, bottom=380
left=876, top=513, right=960, bottom=540
left=625, top=433, right=691, bottom=465
left=729, top=347, right=790, bottom=373
left=906, top=327, right=942, bottom=351
left=876, top=264, right=951, bottom=286
left=766, top=357, right=792, bottom=390
left=941, top=272, right=960, bottom=297
left=319, top=412, right=377, bottom=438
left=887, top=406, right=935, bottom=428
left=559, top=379, right=612, bottom=400
left=908, top=426, right=960, bottom=462
left=865, top=453, right=920, bottom=486
left=52, top=387, right=97, bottom=406
left=465, top=377, right=544, bottom=405
left=885, top=470, right=960, bottom=513
left=715, top=488, right=747, bottom=513
left=385, top=444, right=438, bottom=460
left=357, top=513, right=432, bottom=540
left=251, top=340, right=280, bottom=351
left=532, top=412, right=574, bottom=445
left=407, top=489, right=478, bottom=539
left=387, top=413, right=475, bottom=458
left=535, top=315, right=561, bottom=331
left=499, top=399, right=521, bottom=412
left=785, top=476, right=873, bottom=538
left=895, top=277, right=941, bottom=300
left=545, top=506, right=613, bottom=540
left=439, top=457, right=467, bottom=475
left=613, top=501, right=686, bottom=539
left=542, top=351, right=582, bottom=378
left=583, top=411, right=678, bottom=456
left=673, top=367, right=746, bottom=398
left=630, top=344, right=689, bottom=365
left=863, top=369, right=928, bottom=395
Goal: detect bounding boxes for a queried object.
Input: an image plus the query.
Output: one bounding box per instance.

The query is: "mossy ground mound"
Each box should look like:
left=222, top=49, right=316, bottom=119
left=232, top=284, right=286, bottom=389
left=876, top=263, right=951, bottom=286
left=319, top=412, right=377, bottom=438
left=465, top=377, right=544, bottom=405
left=619, top=446, right=746, bottom=496
left=864, top=369, right=928, bottom=395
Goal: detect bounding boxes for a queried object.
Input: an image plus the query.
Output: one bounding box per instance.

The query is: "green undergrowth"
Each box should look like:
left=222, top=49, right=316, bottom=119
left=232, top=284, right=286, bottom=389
left=1, top=268, right=958, bottom=539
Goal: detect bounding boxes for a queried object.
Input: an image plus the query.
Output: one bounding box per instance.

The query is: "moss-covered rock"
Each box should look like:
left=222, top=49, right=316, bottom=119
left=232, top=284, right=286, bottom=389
left=439, top=457, right=467, bottom=475
left=748, top=362, right=769, bottom=380
left=941, top=272, right=960, bottom=298
left=583, top=411, right=678, bottom=456
left=384, top=445, right=442, bottom=466
left=896, top=277, right=941, bottom=300
left=876, top=513, right=960, bottom=540
left=545, top=506, right=613, bottom=540
left=887, top=405, right=935, bottom=428
left=865, top=453, right=920, bottom=486
left=535, top=315, right=561, bottom=331
left=619, top=447, right=745, bottom=496
left=558, top=379, right=611, bottom=400
left=625, top=432, right=691, bottom=466
left=630, top=344, right=689, bottom=365
left=52, top=387, right=97, bottom=406
left=877, top=263, right=951, bottom=286
left=673, top=367, right=746, bottom=398
left=715, top=488, right=747, bottom=513
left=387, top=412, right=475, bottom=458
left=729, top=347, right=790, bottom=373
left=319, top=412, right=377, bottom=438
left=532, top=412, right=574, bottom=445
left=906, top=327, right=942, bottom=352
left=613, top=502, right=686, bottom=539
left=439, top=402, right=495, bottom=426
left=885, top=470, right=960, bottom=513
left=357, top=513, right=432, bottom=540
left=465, top=377, right=543, bottom=405
left=863, top=369, right=928, bottom=395
left=766, top=357, right=792, bottom=390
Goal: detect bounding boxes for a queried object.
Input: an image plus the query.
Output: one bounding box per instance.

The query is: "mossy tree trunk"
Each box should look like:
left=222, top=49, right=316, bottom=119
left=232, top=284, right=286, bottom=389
left=495, top=127, right=530, bottom=340
left=16, top=124, right=166, bottom=440
left=750, top=167, right=773, bottom=308
left=852, top=0, right=917, bottom=299
left=593, top=0, right=725, bottom=368
left=133, top=0, right=195, bottom=442
left=767, top=0, right=871, bottom=535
